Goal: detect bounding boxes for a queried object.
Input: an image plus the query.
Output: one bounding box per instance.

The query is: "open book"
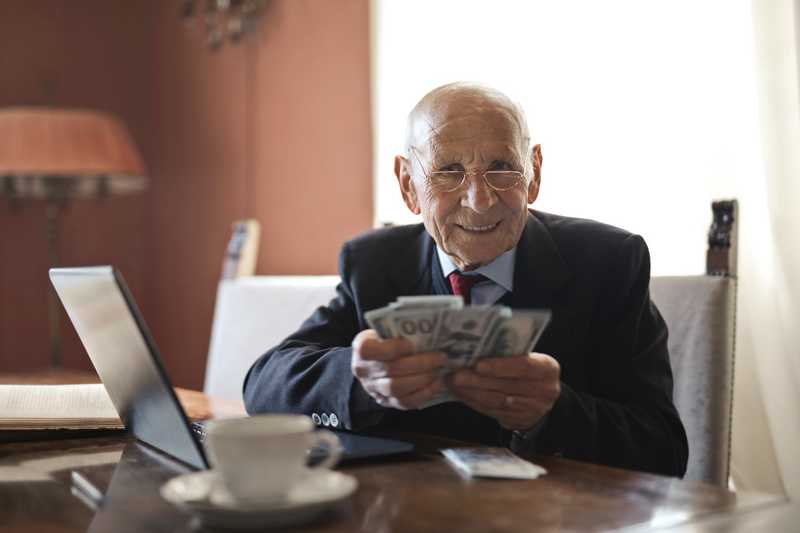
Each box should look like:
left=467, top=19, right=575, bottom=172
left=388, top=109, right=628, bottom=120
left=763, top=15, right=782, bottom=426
left=0, top=384, right=123, bottom=430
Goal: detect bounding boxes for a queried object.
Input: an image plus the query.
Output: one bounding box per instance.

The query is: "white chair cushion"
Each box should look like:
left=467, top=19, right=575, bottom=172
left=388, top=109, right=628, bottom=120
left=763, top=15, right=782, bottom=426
left=203, top=276, right=339, bottom=401
left=650, top=275, right=736, bottom=485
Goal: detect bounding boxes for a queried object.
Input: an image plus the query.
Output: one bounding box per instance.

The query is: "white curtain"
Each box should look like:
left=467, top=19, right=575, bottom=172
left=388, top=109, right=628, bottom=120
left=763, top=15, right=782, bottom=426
left=371, top=0, right=800, bottom=496
left=731, top=0, right=800, bottom=498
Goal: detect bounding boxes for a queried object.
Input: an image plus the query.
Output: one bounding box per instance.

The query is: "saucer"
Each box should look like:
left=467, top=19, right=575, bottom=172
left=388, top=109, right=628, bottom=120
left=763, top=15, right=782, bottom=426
left=160, top=469, right=358, bottom=529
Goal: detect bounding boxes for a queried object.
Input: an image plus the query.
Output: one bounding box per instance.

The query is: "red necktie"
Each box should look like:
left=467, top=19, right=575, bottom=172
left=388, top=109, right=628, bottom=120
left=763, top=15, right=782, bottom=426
left=448, top=272, right=485, bottom=305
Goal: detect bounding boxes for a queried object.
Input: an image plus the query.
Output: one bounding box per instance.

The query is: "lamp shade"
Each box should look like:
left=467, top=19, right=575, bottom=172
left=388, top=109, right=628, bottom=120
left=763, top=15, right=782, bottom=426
left=0, top=107, right=147, bottom=199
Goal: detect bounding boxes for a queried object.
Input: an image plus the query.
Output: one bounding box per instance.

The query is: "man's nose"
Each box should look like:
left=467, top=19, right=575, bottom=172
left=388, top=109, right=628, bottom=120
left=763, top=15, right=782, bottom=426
left=460, top=173, right=497, bottom=213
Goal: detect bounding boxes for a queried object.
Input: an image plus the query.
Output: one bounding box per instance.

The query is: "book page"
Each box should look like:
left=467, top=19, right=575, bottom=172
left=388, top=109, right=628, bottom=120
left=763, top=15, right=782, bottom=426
left=0, top=384, right=123, bottom=429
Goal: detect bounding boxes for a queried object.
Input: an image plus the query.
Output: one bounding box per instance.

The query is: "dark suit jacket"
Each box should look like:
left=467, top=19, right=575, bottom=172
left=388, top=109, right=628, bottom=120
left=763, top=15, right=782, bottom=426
left=244, top=210, right=689, bottom=477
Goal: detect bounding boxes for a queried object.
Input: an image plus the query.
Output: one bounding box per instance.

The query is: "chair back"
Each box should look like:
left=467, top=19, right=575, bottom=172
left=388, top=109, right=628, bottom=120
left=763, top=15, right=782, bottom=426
left=203, top=276, right=339, bottom=401
left=650, top=275, right=736, bottom=486
left=650, top=199, right=738, bottom=486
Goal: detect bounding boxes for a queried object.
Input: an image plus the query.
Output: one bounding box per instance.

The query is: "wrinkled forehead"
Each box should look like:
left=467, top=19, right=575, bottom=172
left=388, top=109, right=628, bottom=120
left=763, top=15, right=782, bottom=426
left=409, top=99, right=528, bottom=159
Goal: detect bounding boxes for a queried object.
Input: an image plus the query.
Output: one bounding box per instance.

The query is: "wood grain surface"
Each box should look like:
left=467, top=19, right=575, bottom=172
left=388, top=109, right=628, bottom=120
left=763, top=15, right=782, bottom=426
left=0, top=371, right=785, bottom=532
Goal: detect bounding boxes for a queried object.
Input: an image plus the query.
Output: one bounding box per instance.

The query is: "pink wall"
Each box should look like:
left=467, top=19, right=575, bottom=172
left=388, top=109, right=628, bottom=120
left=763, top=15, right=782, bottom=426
left=0, top=0, right=154, bottom=373
left=0, top=0, right=373, bottom=389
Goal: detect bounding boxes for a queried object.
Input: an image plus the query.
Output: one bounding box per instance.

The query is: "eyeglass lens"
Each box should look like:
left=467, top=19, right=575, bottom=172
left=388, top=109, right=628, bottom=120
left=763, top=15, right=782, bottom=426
left=430, top=171, right=522, bottom=192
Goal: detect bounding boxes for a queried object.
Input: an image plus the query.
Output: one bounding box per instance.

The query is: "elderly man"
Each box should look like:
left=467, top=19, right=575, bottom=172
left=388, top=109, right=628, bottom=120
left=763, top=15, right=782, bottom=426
left=244, top=83, right=688, bottom=477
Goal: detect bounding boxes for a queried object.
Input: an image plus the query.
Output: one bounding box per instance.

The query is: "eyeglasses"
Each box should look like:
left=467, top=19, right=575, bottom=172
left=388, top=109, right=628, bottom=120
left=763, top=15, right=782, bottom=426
left=409, top=146, right=527, bottom=193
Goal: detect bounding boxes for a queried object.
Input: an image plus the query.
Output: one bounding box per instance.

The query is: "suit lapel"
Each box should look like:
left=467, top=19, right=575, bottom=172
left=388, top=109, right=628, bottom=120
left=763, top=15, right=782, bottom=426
left=430, top=245, right=452, bottom=296
left=389, top=225, right=441, bottom=297
left=509, top=211, right=572, bottom=309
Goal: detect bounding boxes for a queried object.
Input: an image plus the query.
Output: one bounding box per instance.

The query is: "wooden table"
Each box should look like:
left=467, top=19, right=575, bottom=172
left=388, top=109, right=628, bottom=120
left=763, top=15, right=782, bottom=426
left=0, top=375, right=789, bottom=532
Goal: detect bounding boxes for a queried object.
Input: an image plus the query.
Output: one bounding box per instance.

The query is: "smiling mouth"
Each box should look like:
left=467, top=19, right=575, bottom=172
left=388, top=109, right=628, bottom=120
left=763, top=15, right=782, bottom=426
left=456, top=221, right=501, bottom=234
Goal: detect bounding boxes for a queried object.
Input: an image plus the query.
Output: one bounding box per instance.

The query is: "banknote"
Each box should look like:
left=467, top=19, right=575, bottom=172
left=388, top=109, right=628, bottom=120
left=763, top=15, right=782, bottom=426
left=364, top=306, right=398, bottom=339
left=441, top=447, right=547, bottom=479
left=365, top=296, right=552, bottom=408
left=387, top=308, right=443, bottom=352
left=434, top=307, right=503, bottom=366
left=472, top=310, right=552, bottom=365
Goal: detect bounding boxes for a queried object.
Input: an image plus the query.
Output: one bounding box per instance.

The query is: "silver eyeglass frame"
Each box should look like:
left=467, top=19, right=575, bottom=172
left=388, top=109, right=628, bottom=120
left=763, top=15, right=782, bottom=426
left=408, top=145, right=528, bottom=193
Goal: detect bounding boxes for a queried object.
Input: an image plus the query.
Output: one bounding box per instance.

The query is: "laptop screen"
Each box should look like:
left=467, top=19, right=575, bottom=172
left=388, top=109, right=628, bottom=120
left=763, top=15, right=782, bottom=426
left=49, top=266, right=208, bottom=469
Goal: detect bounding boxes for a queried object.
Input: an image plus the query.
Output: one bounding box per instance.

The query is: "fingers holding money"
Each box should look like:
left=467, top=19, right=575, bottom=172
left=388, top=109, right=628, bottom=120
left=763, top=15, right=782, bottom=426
left=448, top=352, right=560, bottom=398
left=446, top=353, right=561, bottom=431
left=447, top=384, right=553, bottom=431
left=352, top=330, right=416, bottom=361
left=448, top=370, right=542, bottom=398
left=365, top=374, right=444, bottom=410
left=447, top=380, right=547, bottom=411
left=475, top=352, right=560, bottom=381
left=356, top=352, right=448, bottom=378
left=352, top=329, right=447, bottom=375
left=352, top=329, right=448, bottom=410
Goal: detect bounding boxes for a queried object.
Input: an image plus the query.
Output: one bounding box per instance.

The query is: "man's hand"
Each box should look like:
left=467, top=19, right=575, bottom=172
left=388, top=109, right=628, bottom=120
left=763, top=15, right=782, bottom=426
left=446, top=353, right=561, bottom=432
left=351, top=330, right=448, bottom=410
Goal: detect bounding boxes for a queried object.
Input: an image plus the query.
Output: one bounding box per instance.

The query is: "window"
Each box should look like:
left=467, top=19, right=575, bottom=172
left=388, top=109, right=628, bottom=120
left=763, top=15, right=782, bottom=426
left=372, top=0, right=760, bottom=275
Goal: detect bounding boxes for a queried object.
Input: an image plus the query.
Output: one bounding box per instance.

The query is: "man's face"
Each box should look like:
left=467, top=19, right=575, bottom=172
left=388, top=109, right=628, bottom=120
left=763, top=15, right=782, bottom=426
left=396, top=100, right=541, bottom=271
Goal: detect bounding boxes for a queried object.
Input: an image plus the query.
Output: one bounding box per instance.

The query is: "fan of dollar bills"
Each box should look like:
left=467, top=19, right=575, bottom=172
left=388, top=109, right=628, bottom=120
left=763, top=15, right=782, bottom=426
left=364, top=296, right=552, bottom=407
left=364, top=295, right=551, bottom=369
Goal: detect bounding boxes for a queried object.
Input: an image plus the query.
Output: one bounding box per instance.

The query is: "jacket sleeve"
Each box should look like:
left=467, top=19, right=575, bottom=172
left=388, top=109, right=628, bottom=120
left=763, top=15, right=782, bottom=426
left=514, top=235, right=689, bottom=477
left=242, top=243, right=384, bottom=430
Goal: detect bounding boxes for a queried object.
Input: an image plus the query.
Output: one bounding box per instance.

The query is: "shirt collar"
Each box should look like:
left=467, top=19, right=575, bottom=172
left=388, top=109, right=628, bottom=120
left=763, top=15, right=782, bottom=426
left=436, top=245, right=516, bottom=293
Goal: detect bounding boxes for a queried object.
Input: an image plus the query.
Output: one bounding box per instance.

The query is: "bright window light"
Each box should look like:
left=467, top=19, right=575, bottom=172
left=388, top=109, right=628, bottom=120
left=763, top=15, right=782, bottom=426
left=372, top=0, right=762, bottom=275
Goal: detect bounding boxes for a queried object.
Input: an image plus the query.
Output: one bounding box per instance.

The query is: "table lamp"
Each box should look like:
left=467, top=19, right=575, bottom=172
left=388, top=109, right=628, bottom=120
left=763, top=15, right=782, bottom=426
left=0, top=107, right=147, bottom=367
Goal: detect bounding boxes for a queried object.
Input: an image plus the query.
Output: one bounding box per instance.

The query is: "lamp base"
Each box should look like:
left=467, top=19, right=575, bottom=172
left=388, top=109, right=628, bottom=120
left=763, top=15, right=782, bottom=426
left=46, top=202, right=62, bottom=368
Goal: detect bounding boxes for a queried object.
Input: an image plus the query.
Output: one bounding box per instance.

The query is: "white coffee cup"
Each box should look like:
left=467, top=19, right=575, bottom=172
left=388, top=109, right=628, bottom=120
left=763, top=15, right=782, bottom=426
left=205, top=414, right=341, bottom=504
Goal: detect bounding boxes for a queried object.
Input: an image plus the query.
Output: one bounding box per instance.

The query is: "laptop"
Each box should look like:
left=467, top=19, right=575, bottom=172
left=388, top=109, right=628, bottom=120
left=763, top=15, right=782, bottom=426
left=49, top=266, right=413, bottom=470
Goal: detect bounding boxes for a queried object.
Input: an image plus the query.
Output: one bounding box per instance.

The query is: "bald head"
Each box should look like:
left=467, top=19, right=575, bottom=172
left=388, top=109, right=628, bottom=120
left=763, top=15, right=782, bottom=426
left=404, top=82, right=531, bottom=157
left=394, top=82, right=542, bottom=272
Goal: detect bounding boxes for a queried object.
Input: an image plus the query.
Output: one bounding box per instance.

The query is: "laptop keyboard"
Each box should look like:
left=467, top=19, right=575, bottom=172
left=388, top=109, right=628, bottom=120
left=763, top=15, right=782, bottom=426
left=190, top=421, right=412, bottom=463
left=191, top=421, right=207, bottom=442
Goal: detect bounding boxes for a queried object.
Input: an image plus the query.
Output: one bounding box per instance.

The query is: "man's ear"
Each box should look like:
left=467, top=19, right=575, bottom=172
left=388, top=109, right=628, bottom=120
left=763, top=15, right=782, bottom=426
left=395, top=155, right=421, bottom=215
left=527, top=143, right=542, bottom=204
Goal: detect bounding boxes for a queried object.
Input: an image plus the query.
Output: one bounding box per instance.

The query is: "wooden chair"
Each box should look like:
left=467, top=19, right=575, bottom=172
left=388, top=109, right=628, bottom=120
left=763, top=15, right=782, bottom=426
left=650, top=200, right=738, bottom=486
left=204, top=220, right=337, bottom=400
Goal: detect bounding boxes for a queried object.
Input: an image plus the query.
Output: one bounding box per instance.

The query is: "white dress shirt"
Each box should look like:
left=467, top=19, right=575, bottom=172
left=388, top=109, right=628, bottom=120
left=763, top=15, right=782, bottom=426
left=436, top=246, right=516, bottom=304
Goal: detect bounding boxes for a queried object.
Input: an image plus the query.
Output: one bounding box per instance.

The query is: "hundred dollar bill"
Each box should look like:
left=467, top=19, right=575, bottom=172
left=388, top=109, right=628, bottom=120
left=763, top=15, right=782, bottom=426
left=365, top=297, right=553, bottom=411
left=365, top=305, right=446, bottom=352
left=364, top=306, right=399, bottom=339
left=434, top=307, right=503, bottom=366
left=523, top=309, right=552, bottom=353
left=472, top=310, right=552, bottom=366
left=366, top=295, right=463, bottom=336
left=388, top=308, right=442, bottom=352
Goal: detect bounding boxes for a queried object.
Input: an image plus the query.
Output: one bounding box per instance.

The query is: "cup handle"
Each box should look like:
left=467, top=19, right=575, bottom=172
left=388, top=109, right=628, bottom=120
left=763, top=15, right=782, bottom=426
left=309, top=430, right=342, bottom=470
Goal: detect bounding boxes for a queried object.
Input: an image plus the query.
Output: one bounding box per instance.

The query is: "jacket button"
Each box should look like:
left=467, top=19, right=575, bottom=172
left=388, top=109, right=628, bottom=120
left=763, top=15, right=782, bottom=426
left=329, top=413, right=339, bottom=427
left=311, top=413, right=321, bottom=425
left=321, top=413, right=330, bottom=426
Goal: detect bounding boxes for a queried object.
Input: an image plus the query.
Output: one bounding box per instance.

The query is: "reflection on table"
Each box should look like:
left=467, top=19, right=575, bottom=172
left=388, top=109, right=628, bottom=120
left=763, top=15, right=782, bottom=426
left=0, top=384, right=787, bottom=533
